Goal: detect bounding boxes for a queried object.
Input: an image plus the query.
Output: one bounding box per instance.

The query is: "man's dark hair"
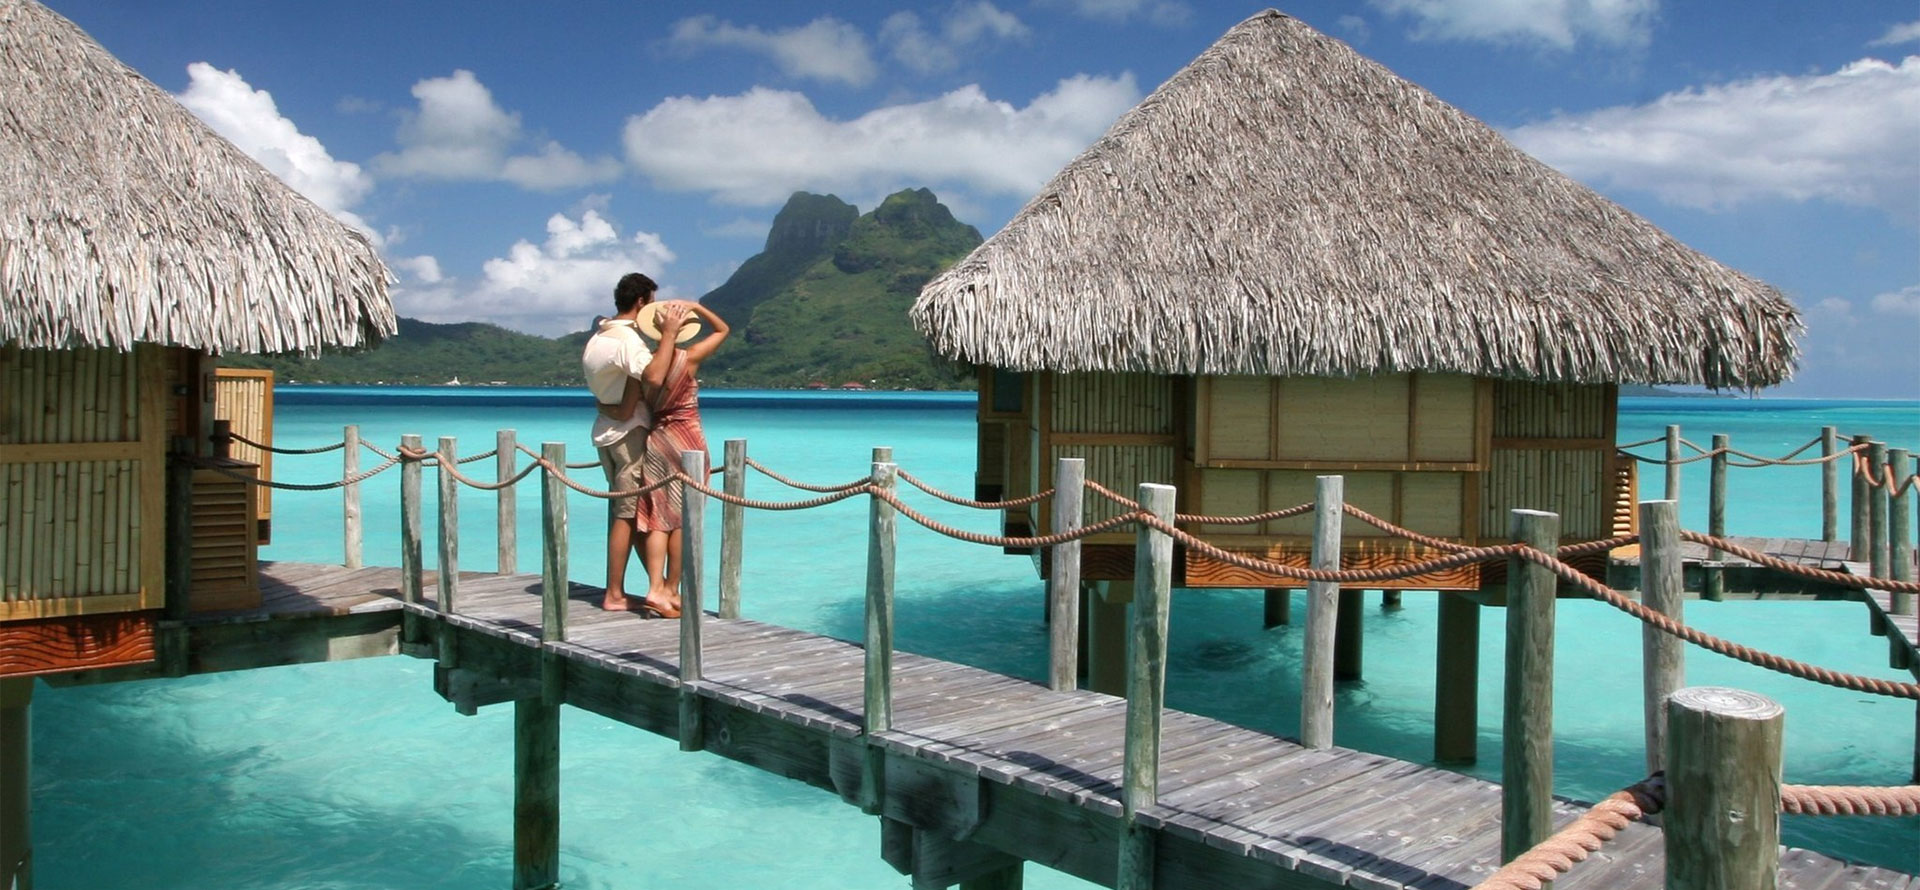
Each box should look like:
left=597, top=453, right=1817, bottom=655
left=614, top=273, right=658, bottom=312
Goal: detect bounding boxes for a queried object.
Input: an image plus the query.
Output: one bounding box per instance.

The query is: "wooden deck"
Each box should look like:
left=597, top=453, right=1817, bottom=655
left=1607, top=535, right=1862, bottom=599
left=79, top=558, right=1909, bottom=890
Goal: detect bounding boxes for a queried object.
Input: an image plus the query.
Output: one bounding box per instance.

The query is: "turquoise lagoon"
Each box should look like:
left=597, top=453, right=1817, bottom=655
left=31, top=389, right=1920, bottom=887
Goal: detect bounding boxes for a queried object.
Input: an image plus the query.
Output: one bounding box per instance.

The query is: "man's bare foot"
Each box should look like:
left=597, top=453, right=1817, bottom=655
left=602, top=590, right=637, bottom=612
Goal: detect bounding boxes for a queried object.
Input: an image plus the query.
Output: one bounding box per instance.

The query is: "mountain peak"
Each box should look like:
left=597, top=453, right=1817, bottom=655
left=764, top=192, right=857, bottom=254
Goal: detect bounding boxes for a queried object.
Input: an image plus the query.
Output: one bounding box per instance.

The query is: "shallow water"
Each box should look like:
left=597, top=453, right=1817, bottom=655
left=30, top=390, right=1920, bottom=886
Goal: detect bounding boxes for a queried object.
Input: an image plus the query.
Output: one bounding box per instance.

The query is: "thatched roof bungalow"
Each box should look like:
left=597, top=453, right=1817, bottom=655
left=0, top=0, right=393, bottom=673
left=913, top=10, right=1800, bottom=595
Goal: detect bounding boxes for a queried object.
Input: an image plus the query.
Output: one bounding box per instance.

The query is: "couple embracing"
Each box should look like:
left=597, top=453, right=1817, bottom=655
left=581, top=272, right=729, bottom=618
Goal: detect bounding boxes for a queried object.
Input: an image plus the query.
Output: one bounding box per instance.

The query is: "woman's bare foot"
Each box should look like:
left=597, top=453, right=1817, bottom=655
left=643, top=582, right=681, bottom=618
left=602, top=590, right=637, bottom=612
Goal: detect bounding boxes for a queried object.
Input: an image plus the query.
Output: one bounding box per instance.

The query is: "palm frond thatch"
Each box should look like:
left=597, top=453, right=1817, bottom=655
left=0, top=0, right=395, bottom=354
left=911, top=10, right=1800, bottom=388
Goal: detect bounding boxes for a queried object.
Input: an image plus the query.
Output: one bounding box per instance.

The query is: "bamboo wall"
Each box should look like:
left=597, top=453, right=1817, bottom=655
left=0, top=346, right=167, bottom=619
left=213, top=368, right=274, bottom=538
left=1481, top=381, right=1617, bottom=541
left=1044, top=373, right=1176, bottom=527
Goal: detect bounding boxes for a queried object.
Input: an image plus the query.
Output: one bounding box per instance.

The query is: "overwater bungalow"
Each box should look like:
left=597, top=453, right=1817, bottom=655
left=0, top=0, right=393, bottom=881
left=911, top=11, right=1800, bottom=690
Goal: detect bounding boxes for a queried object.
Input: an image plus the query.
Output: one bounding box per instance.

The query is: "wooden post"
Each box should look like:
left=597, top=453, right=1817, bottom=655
left=1335, top=589, right=1364, bottom=681
left=1869, top=441, right=1890, bottom=582
left=1503, top=509, right=1559, bottom=867
left=497, top=429, right=517, bottom=576
left=1048, top=458, right=1085, bottom=691
left=1852, top=434, right=1873, bottom=556
left=1087, top=587, right=1128, bottom=696
left=1664, top=687, right=1783, bottom=890
left=343, top=424, right=362, bottom=569
left=1434, top=592, right=1479, bottom=764
left=1301, top=475, right=1343, bottom=749
left=1821, top=427, right=1839, bottom=543
left=1262, top=589, right=1291, bottom=628
left=0, top=678, right=31, bottom=890
left=678, top=449, right=708, bottom=753
left=872, top=445, right=892, bottom=464
left=1663, top=424, right=1682, bottom=503
left=400, top=433, right=425, bottom=646
left=1890, top=448, right=1914, bottom=616
left=1705, top=433, right=1728, bottom=602
left=436, top=436, right=460, bottom=618
left=719, top=439, right=746, bottom=620
left=1118, top=483, right=1175, bottom=890
left=540, top=443, right=568, bottom=645
left=861, top=460, right=898, bottom=814
left=164, top=437, right=194, bottom=621
left=211, top=418, right=232, bottom=458
left=1640, top=500, right=1684, bottom=776
left=1381, top=590, right=1402, bottom=610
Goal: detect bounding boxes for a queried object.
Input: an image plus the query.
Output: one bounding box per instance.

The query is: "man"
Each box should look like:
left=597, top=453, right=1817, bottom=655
left=581, top=272, right=680, bottom=617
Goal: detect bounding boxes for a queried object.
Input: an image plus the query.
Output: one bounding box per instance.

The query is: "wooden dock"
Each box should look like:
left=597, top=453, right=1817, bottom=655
left=68, top=559, right=1915, bottom=890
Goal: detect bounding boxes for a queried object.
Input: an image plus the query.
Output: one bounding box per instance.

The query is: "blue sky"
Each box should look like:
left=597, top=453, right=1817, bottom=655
left=43, top=0, right=1920, bottom=398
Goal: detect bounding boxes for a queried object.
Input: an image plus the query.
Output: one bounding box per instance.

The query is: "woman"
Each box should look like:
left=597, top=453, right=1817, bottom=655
left=633, top=300, right=729, bottom=611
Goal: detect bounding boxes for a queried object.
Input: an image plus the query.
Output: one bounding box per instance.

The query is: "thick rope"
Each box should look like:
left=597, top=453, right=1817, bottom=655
left=1341, top=505, right=1476, bottom=552
left=1469, top=775, right=1665, bottom=890
left=223, top=432, right=346, bottom=455
left=427, top=454, right=543, bottom=491
left=193, top=455, right=400, bottom=490
left=897, top=469, right=1055, bottom=510
left=1557, top=535, right=1639, bottom=557
left=1781, top=784, right=1920, bottom=817
left=361, top=440, right=398, bottom=461
left=1616, top=441, right=1865, bottom=468
left=744, top=457, right=869, bottom=493
left=1680, top=531, right=1920, bottom=594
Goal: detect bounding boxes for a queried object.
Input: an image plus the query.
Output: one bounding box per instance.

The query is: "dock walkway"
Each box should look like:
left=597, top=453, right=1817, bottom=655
left=134, top=560, right=1918, bottom=890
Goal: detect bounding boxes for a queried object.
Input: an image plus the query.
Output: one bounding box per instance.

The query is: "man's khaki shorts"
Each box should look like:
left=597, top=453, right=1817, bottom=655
left=597, top=426, right=647, bottom=519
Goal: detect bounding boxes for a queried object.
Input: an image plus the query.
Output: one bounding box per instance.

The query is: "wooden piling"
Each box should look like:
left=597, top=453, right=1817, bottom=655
left=862, top=460, right=897, bottom=814
left=512, top=690, right=560, bottom=890
left=1664, top=687, right=1783, bottom=890
left=436, top=436, right=460, bottom=618
left=872, top=446, right=892, bottom=464
left=1380, top=590, right=1401, bottom=610
left=1048, top=458, right=1085, bottom=691
left=1890, top=447, right=1913, bottom=617
left=720, top=439, right=746, bottom=620
left=1852, top=434, right=1873, bottom=555
left=1663, top=425, right=1682, bottom=502
left=540, top=443, right=568, bottom=644
left=1335, top=589, right=1363, bottom=681
left=1502, top=509, right=1558, bottom=867
left=0, top=678, right=30, bottom=890
left=1087, top=588, right=1128, bottom=696
left=399, top=434, right=425, bottom=645
left=497, top=429, right=517, bottom=576
left=164, top=438, right=193, bottom=621
left=1868, top=441, right=1890, bottom=582
left=343, top=424, right=362, bottom=569
left=678, top=449, right=708, bottom=753
left=1640, top=500, right=1683, bottom=776
left=1301, top=475, right=1343, bottom=749
left=1705, top=433, right=1728, bottom=602
left=1820, top=426, right=1838, bottom=543
left=1118, top=483, right=1174, bottom=890
left=1434, top=592, right=1479, bottom=764
left=1262, top=589, right=1291, bottom=628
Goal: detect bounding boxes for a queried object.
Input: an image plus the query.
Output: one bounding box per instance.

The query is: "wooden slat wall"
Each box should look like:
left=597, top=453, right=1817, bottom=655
left=1042, top=373, right=1177, bottom=533
left=1482, top=382, right=1616, bottom=541
left=213, top=368, right=274, bottom=531
left=0, top=346, right=166, bottom=620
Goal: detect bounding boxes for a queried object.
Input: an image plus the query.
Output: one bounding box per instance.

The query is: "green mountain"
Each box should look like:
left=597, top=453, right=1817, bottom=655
left=222, top=187, right=982, bottom=390
left=698, top=188, right=981, bottom=390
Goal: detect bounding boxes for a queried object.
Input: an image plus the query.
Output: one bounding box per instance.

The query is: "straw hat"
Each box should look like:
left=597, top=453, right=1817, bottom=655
left=635, top=301, right=702, bottom=344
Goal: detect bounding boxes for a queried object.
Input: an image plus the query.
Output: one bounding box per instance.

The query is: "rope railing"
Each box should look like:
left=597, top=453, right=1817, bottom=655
left=743, top=456, right=868, bottom=493
left=224, top=430, right=347, bottom=455
left=896, top=469, right=1055, bottom=510
left=1616, top=440, right=1866, bottom=467
left=1679, top=531, right=1920, bottom=594
left=194, top=453, right=402, bottom=490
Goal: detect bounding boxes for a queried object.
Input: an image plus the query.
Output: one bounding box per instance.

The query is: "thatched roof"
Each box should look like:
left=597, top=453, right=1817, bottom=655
left=0, top=0, right=394, bottom=354
left=912, top=10, right=1800, bottom=388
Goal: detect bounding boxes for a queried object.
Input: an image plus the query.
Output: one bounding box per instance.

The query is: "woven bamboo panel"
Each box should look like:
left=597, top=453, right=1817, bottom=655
left=1274, top=375, right=1410, bottom=461
left=1483, top=449, right=1607, bottom=539
left=1051, top=372, right=1175, bottom=434
left=1054, top=443, right=1175, bottom=524
left=213, top=368, right=274, bottom=535
left=1491, top=381, right=1609, bottom=439
left=0, top=347, right=138, bottom=445
left=1413, top=374, right=1477, bottom=461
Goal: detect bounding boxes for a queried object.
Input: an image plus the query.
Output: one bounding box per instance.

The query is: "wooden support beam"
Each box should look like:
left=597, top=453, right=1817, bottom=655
left=164, top=438, right=194, bottom=623
left=1663, top=425, right=1682, bottom=503
left=1381, top=590, right=1402, bottom=610
left=1262, top=589, right=1291, bottom=628
left=720, top=439, right=746, bottom=620
left=436, top=665, right=541, bottom=715
left=1049, top=458, right=1085, bottom=691
left=512, top=692, right=560, bottom=890
left=1705, top=434, right=1728, bottom=602
left=678, top=449, right=708, bottom=753
left=1640, top=500, right=1684, bottom=777
left=1852, top=434, right=1873, bottom=556
left=1891, top=447, right=1914, bottom=617
left=1821, top=426, right=1838, bottom=543
left=497, top=429, right=518, bottom=576
left=343, top=424, right=362, bottom=569
left=1503, top=509, right=1558, bottom=868
left=0, top=678, right=30, bottom=890
left=1118, top=483, right=1174, bottom=890
left=1334, top=589, right=1364, bottom=681
left=1301, top=475, right=1343, bottom=749
left=1434, top=591, right=1479, bottom=764
left=1869, top=441, right=1890, bottom=584
left=436, top=436, right=461, bottom=669
left=907, top=824, right=1022, bottom=890
left=1664, top=687, right=1783, bottom=890
left=400, top=433, right=426, bottom=653
left=540, top=443, right=568, bottom=645
left=1085, top=588, right=1128, bottom=696
left=862, top=460, right=897, bottom=814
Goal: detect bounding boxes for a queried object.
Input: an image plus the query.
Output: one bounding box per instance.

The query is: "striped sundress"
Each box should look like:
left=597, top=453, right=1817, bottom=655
left=635, top=353, right=709, bottom=532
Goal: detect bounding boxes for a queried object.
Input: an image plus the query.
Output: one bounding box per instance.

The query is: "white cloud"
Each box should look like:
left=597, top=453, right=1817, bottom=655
left=622, top=74, right=1141, bottom=205
left=173, top=63, right=378, bottom=240
left=392, top=255, right=443, bottom=284
left=669, top=15, right=877, bottom=87
left=1508, top=57, right=1920, bottom=224
left=700, top=217, right=773, bottom=239
left=374, top=70, right=620, bottom=191
left=1053, top=0, right=1191, bottom=26
left=1337, top=14, right=1372, bottom=42
left=1369, top=0, right=1657, bottom=49
left=1869, top=21, right=1920, bottom=47
left=1871, top=284, right=1920, bottom=317
left=394, top=208, right=679, bottom=335
left=881, top=3, right=1030, bottom=74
